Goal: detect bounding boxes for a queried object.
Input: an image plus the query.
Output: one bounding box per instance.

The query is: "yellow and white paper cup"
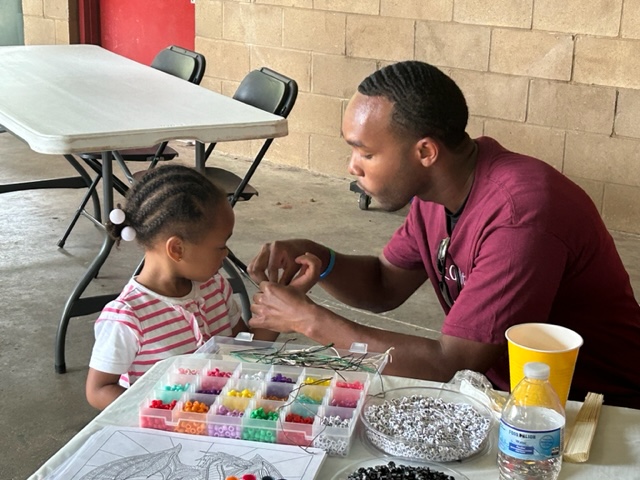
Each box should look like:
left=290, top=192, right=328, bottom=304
left=505, top=323, right=583, bottom=407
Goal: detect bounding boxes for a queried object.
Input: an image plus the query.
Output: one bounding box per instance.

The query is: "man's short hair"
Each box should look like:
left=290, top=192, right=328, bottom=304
left=358, top=61, right=469, bottom=149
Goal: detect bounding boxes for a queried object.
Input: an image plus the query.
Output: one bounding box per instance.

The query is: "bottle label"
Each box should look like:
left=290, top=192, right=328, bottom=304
left=498, top=418, right=563, bottom=461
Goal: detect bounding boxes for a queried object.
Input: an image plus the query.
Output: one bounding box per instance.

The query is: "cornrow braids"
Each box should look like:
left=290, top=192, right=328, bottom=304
left=106, top=165, right=227, bottom=248
left=358, top=61, right=469, bottom=149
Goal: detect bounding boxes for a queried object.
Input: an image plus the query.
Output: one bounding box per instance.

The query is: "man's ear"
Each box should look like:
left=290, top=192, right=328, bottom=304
left=416, top=137, right=439, bottom=167
left=166, top=236, right=184, bottom=263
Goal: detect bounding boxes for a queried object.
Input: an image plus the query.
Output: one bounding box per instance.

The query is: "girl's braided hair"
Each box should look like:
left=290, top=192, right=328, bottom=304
left=108, top=165, right=227, bottom=247
left=358, top=61, right=469, bottom=149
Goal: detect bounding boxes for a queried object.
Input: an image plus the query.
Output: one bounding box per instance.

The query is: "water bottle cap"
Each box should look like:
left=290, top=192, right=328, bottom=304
left=523, top=362, right=550, bottom=380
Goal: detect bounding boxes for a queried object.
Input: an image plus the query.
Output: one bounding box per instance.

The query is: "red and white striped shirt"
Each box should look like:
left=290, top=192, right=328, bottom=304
left=89, top=274, right=241, bottom=387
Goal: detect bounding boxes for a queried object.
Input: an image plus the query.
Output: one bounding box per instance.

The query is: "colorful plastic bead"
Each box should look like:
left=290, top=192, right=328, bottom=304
left=163, top=383, right=189, bottom=392
left=196, top=387, right=222, bottom=395
left=270, top=373, right=294, bottom=383
left=226, top=388, right=255, bottom=398
left=175, top=420, right=206, bottom=435
left=265, top=394, right=288, bottom=401
left=249, top=407, right=279, bottom=421
left=140, top=416, right=171, bottom=431
left=182, top=400, right=209, bottom=413
left=297, top=394, right=322, bottom=404
left=285, top=413, right=314, bottom=424
left=216, top=406, right=245, bottom=417
left=177, top=367, right=198, bottom=375
left=149, top=399, right=177, bottom=410
left=242, top=427, right=276, bottom=443
left=330, top=398, right=358, bottom=408
left=336, top=380, right=365, bottom=390
left=303, top=376, right=331, bottom=386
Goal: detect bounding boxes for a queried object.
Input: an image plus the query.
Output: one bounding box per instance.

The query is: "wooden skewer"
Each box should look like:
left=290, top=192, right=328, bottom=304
left=564, top=392, right=604, bottom=463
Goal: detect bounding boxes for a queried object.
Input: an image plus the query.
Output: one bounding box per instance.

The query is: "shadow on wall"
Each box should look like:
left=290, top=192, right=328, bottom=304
left=0, top=0, right=24, bottom=46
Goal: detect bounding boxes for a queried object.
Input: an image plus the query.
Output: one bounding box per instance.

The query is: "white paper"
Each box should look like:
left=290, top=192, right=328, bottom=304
left=48, top=425, right=326, bottom=479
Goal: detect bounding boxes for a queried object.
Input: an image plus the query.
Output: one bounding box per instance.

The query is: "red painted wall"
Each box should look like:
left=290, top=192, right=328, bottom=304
left=99, top=0, right=195, bottom=65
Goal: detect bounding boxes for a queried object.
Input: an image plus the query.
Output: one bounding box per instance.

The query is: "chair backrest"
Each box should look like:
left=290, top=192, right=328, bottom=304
left=232, top=67, right=298, bottom=118
left=151, top=45, right=206, bottom=85
left=205, top=67, right=298, bottom=208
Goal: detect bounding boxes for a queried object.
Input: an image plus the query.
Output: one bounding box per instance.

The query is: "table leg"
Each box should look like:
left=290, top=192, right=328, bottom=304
left=55, top=234, right=117, bottom=373
left=195, top=141, right=206, bottom=172
left=55, top=151, right=118, bottom=374
left=101, top=151, right=114, bottom=218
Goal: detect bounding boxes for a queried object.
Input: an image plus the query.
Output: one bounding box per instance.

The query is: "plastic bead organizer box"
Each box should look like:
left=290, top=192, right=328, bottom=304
left=139, top=336, right=390, bottom=457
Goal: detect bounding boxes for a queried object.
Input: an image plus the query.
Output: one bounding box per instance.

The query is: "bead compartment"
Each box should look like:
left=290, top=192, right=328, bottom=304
left=332, top=370, right=369, bottom=390
left=278, top=402, right=320, bottom=446
left=154, top=372, right=196, bottom=403
left=263, top=381, right=296, bottom=401
left=242, top=398, right=285, bottom=443
left=328, top=387, right=364, bottom=408
left=313, top=405, right=358, bottom=456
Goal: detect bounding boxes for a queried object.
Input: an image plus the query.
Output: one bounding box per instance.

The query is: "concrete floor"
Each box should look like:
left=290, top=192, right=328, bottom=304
left=1, top=133, right=639, bottom=479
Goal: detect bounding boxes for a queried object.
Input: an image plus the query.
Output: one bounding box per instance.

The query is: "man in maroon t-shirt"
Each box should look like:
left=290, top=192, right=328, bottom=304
left=247, top=61, right=640, bottom=409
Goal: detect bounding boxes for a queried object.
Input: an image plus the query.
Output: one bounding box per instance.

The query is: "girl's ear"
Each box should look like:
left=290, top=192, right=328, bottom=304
left=166, top=236, right=184, bottom=263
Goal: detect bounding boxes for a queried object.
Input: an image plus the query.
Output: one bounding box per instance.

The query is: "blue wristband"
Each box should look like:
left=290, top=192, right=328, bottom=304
left=319, top=248, right=336, bottom=279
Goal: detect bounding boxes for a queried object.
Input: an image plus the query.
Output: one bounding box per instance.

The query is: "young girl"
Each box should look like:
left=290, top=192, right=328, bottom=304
left=86, top=165, right=275, bottom=410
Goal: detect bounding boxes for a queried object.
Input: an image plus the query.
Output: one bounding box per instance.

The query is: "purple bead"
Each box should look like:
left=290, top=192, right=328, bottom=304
left=271, top=373, right=295, bottom=383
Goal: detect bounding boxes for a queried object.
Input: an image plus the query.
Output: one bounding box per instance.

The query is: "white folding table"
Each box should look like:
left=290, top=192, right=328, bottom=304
left=0, top=44, right=287, bottom=373
left=27, top=355, right=640, bottom=479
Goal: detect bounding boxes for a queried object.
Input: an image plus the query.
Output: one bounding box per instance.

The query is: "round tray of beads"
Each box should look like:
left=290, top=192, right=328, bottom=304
left=359, top=386, right=494, bottom=463
left=331, top=457, right=470, bottom=480
left=139, top=356, right=373, bottom=456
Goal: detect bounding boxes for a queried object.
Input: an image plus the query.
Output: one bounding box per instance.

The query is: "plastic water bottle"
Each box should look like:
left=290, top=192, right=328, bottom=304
left=497, top=362, right=565, bottom=480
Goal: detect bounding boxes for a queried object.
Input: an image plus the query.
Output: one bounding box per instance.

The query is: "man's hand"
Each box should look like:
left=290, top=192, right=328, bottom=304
left=248, top=240, right=310, bottom=285
left=289, top=252, right=322, bottom=293
left=249, top=282, right=317, bottom=335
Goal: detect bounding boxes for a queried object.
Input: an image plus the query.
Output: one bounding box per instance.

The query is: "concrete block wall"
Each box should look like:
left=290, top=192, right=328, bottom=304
left=21, top=0, right=78, bottom=44
left=194, top=0, right=640, bottom=234
left=18, top=0, right=640, bottom=234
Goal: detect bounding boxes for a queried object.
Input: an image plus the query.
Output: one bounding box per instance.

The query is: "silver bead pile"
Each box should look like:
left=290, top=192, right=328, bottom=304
left=363, top=394, right=491, bottom=462
left=321, top=415, right=352, bottom=428
left=313, top=434, right=350, bottom=456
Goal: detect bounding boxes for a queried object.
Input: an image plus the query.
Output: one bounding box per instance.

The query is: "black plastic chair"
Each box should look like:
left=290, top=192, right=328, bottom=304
left=200, top=67, right=298, bottom=207
left=197, top=68, right=298, bottom=321
left=57, top=45, right=207, bottom=248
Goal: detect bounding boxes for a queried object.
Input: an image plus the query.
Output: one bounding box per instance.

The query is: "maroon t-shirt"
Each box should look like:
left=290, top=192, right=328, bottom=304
left=384, top=137, right=640, bottom=409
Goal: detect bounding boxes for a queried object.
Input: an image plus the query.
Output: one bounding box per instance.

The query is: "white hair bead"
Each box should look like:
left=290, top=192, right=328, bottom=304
left=121, top=226, right=137, bottom=242
left=109, top=208, right=126, bottom=225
